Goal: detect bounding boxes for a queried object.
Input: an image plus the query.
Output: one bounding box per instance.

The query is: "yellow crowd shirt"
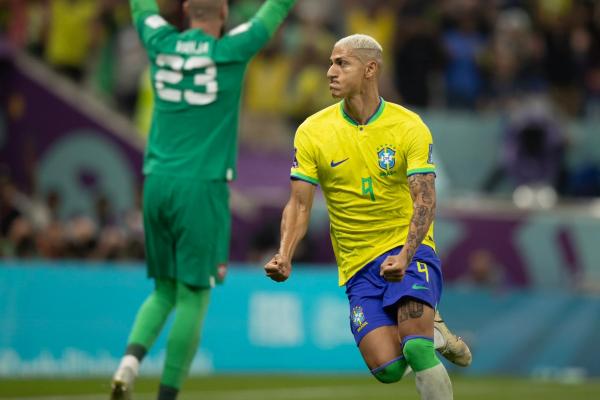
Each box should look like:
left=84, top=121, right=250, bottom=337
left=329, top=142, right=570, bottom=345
left=46, top=0, right=97, bottom=67
left=291, top=99, right=436, bottom=285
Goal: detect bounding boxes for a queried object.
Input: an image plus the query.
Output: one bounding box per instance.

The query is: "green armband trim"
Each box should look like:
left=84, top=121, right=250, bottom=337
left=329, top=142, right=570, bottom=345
left=291, top=172, right=318, bottom=186
left=407, top=167, right=436, bottom=177
left=255, top=0, right=296, bottom=35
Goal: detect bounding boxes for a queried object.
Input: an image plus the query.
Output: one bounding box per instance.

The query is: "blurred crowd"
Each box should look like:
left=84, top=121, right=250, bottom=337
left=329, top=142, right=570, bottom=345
left=1, top=0, right=600, bottom=121
left=0, top=168, right=145, bottom=260
left=2, top=0, right=600, bottom=261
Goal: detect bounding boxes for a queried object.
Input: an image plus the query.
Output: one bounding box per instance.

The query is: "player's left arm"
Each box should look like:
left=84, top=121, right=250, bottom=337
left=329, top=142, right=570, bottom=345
left=381, top=121, right=436, bottom=282
left=130, top=0, right=159, bottom=21
left=404, top=173, right=437, bottom=262
left=215, top=0, right=296, bottom=62
left=129, top=0, right=177, bottom=53
left=381, top=174, right=436, bottom=282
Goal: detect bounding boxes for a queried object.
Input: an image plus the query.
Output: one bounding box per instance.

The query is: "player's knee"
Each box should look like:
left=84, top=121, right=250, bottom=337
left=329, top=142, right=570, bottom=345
left=371, top=357, right=407, bottom=384
left=402, top=337, right=440, bottom=372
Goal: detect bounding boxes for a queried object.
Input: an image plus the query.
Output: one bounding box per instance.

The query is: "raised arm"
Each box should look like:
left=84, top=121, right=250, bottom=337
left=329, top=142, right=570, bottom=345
left=254, top=0, right=297, bottom=36
left=129, top=0, right=159, bottom=24
left=264, top=179, right=316, bottom=282
left=216, top=0, right=296, bottom=61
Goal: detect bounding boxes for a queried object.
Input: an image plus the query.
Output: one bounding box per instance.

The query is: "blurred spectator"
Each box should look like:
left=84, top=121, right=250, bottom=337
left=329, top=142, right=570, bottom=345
left=8, top=217, right=37, bottom=258
left=244, top=36, right=292, bottom=116
left=111, top=24, right=147, bottom=114
left=0, top=171, right=51, bottom=233
left=46, top=189, right=61, bottom=222
left=64, top=216, right=97, bottom=258
left=45, top=0, right=100, bottom=82
left=483, top=98, right=567, bottom=194
left=36, top=221, right=66, bottom=259
left=441, top=0, right=488, bottom=109
left=458, top=249, right=506, bottom=290
left=567, top=162, right=600, bottom=197
left=581, top=0, right=600, bottom=118
left=0, top=173, right=21, bottom=238
left=90, top=225, right=126, bottom=260
left=95, top=193, right=115, bottom=228
left=0, top=0, right=46, bottom=53
left=92, top=0, right=147, bottom=112
left=535, top=1, right=578, bottom=114
left=286, top=0, right=337, bottom=121
left=286, top=38, right=335, bottom=125
left=393, top=1, right=444, bottom=107
left=483, top=8, right=545, bottom=109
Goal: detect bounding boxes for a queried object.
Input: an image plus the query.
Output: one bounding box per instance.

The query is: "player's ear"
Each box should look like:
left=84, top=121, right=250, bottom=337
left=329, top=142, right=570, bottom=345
left=365, top=60, right=378, bottom=79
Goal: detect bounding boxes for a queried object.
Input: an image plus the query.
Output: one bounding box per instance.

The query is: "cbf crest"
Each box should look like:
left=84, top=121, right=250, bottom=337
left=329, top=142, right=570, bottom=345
left=377, top=145, right=397, bottom=176
left=351, top=305, right=368, bottom=332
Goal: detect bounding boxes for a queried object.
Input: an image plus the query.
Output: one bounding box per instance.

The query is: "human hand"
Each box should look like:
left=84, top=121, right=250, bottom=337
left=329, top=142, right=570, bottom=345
left=380, top=251, right=409, bottom=282
left=264, top=253, right=292, bottom=282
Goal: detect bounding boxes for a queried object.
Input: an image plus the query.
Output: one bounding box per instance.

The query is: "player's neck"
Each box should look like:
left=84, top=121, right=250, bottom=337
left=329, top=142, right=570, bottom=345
left=190, top=19, right=223, bottom=38
left=343, top=90, right=381, bottom=125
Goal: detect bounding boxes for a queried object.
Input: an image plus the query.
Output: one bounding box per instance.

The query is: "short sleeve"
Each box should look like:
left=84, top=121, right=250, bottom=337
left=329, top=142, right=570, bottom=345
left=290, top=127, right=319, bottom=185
left=406, top=122, right=436, bottom=177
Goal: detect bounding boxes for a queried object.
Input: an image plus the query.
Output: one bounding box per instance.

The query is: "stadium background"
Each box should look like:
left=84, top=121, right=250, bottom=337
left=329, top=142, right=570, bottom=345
left=1, top=0, right=600, bottom=398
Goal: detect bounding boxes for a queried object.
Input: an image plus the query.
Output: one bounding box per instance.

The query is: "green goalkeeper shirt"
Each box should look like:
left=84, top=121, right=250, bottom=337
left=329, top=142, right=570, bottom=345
left=130, top=0, right=296, bottom=180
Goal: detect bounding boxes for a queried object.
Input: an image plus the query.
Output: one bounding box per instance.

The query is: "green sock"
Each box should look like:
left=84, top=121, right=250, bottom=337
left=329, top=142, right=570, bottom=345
left=403, top=338, right=441, bottom=372
left=161, top=283, right=211, bottom=389
left=127, top=279, right=176, bottom=352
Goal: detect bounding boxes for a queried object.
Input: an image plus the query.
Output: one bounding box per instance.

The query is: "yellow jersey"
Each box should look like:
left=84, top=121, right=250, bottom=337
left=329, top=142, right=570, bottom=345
left=290, top=99, right=436, bottom=285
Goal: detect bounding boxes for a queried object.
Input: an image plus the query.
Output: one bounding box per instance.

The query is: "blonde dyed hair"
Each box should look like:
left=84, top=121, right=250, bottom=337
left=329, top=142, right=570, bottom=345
left=334, top=34, right=383, bottom=67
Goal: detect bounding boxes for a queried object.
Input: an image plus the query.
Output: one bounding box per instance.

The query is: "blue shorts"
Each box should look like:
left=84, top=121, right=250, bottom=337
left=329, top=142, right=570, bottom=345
left=345, top=245, right=443, bottom=345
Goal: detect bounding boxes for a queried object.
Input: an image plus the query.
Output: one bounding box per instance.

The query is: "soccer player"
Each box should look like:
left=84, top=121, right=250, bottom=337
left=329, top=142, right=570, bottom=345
left=265, top=34, right=470, bottom=399
left=110, top=1, right=297, bottom=399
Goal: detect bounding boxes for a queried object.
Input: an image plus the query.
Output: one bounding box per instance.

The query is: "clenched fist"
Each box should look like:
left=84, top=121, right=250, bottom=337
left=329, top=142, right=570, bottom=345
left=264, top=253, right=292, bottom=282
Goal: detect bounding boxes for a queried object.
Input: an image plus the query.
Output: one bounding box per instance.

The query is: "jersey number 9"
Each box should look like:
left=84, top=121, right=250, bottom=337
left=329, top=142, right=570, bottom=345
left=154, top=54, right=218, bottom=105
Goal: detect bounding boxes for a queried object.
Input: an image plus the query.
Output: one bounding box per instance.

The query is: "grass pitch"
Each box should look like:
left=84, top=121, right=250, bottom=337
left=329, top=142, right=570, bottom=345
left=1, top=374, right=599, bottom=400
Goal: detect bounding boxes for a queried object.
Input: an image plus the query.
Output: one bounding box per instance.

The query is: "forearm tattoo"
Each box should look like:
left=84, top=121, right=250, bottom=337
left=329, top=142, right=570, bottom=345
left=405, top=173, right=436, bottom=263
left=398, top=300, right=424, bottom=323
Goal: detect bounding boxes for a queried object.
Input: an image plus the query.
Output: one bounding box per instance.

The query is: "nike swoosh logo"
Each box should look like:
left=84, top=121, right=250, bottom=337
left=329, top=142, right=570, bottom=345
left=412, top=284, right=429, bottom=290
left=330, top=158, right=349, bottom=167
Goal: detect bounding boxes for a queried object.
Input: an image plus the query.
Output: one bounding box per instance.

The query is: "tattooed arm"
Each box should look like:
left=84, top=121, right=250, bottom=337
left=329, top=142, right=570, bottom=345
left=380, top=173, right=436, bottom=282
left=403, top=173, right=437, bottom=263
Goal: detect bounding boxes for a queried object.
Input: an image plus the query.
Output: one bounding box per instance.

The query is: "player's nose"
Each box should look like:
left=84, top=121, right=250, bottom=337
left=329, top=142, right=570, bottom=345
left=327, top=65, right=337, bottom=80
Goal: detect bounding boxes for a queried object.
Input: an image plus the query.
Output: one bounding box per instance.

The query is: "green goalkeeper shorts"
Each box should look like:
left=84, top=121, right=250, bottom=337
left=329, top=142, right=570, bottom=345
left=142, top=175, right=230, bottom=288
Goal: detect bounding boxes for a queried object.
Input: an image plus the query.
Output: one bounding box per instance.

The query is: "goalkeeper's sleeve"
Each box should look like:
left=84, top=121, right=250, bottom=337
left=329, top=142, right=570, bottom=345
left=255, top=0, right=297, bottom=36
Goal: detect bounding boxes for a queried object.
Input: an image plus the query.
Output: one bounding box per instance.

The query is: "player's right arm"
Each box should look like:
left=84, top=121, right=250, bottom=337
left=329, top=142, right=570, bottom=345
left=264, top=180, right=315, bottom=282
left=265, top=125, right=318, bottom=282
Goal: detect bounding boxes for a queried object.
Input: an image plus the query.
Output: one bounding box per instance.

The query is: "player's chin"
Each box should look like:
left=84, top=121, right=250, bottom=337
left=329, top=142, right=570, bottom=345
left=329, top=87, right=344, bottom=99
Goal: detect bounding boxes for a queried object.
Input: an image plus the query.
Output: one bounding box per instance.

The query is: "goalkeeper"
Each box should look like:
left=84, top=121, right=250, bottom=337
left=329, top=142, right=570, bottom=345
left=110, top=1, right=297, bottom=399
